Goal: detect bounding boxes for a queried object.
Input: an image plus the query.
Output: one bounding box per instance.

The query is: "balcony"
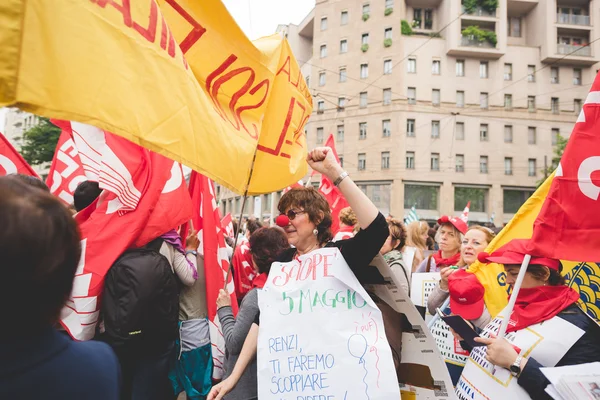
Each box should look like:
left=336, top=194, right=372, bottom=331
left=558, top=43, right=591, bottom=56
left=461, top=36, right=496, bottom=48
left=557, top=13, right=590, bottom=26
left=462, top=6, right=496, bottom=18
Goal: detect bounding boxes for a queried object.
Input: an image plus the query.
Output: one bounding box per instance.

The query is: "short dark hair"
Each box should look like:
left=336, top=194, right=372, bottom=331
left=0, top=177, right=81, bottom=335
left=246, top=218, right=263, bottom=236
left=249, top=227, right=289, bottom=274
left=278, top=187, right=333, bottom=244
left=10, top=174, right=49, bottom=192
left=74, top=180, right=102, bottom=212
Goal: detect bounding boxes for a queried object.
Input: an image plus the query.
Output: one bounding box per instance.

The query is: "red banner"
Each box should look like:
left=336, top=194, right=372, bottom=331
left=232, top=239, right=255, bottom=300
left=0, top=133, right=38, bottom=177
left=220, top=213, right=234, bottom=238
left=318, top=134, right=349, bottom=234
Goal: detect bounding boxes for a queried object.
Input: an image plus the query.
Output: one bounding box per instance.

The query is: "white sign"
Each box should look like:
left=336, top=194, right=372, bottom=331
left=257, top=248, right=400, bottom=400
left=456, top=308, right=584, bottom=400
left=410, top=272, right=440, bottom=323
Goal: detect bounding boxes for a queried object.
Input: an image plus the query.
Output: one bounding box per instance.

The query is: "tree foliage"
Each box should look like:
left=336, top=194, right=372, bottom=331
left=539, top=133, right=568, bottom=186
left=18, top=117, right=61, bottom=166
left=401, top=20, right=413, bottom=36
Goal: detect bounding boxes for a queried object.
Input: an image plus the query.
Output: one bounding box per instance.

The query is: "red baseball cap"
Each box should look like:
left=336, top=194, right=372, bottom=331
left=438, top=215, right=468, bottom=235
left=477, top=239, right=560, bottom=270
left=448, top=269, right=485, bottom=320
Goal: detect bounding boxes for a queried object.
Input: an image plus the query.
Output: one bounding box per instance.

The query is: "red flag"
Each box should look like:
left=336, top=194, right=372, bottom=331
left=318, top=134, right=349, bottom=234
left=0, top=133, right=38, bottom=177
left=232, top=239, right=255, bottom=300
left=188, top=171, right=237, bottom=379
left=59, top=125, right=192, bottom=340
left=221, top=213, right=234, bottom=238
left=527, top=72, right=600, bottom=262
left=46, top=121, right=88, bottom=204
left=282, top=180, right=304, bottom=194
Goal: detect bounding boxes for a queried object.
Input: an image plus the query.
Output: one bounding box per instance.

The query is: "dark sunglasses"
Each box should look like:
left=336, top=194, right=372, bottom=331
left=282, top=209, right=306, bottom=220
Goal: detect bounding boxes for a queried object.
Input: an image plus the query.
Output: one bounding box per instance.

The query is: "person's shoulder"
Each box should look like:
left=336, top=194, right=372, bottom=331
left=559, top=304, right=598, bottom=332
left=67, top=340, right=119, bottom=369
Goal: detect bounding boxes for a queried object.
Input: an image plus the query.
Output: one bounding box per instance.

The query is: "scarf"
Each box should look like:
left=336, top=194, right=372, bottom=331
left=432, top=250, right=461, bottom=268
left=161, top=229, right=198, bottom=279
left=506, top=285, right=580, bottom=333
left=252, top=273, right=268, bottom=289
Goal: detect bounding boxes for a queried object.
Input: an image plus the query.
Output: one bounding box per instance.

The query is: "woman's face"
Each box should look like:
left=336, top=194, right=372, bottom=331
left=504, top=265, right=546, bottom=289
left=420, top=226, right=429, bottom=243
left=281, top=207, right=318, bottom=250
left=461, top=229, right=489, bottom=266
left=438, top=223, right=460, bottom=254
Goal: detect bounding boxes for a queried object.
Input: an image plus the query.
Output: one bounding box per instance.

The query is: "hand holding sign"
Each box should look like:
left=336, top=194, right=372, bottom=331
left=474, top=335, right=519, bottom=369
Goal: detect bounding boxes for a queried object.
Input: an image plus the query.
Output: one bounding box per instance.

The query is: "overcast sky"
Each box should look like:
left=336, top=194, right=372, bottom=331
left=0, top=0, right=314, bottom=132
left=222, top=0, right=314, bottom=40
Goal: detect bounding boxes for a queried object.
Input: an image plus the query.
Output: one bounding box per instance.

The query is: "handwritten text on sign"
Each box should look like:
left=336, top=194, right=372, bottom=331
left=257, top=248, right=400, bottom=399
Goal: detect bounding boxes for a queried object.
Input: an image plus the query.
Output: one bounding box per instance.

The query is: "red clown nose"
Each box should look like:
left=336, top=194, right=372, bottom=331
left=275, top=214, right=290, bottom=227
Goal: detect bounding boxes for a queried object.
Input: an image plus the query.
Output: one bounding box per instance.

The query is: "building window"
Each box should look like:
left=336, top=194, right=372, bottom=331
left=480, top=124, right=488, bottom=141
left=504, top=63, right=512, bottom=80
left=385, top=0, right=393, bottom=9
left=407, top=58, right=416, bottom=73
left=504, top=125, right=513, bottom=143
left=431, top=120, right=440, bottom=138
left=407, top=119, right=415, bottom=137
left=362, top=33, right=369, bottom=45
left=456, top=154, right=464, bottom=172
left=575, top=99, right=582, bottom=114
left=551, top=67, right=559, bottom=84
left=528, top=96, right=536, bottom=112
left=456, top=122, right=465, bottom=140
left=383, top=88, right=392, bottom=105
left=320, top=45, right=327, bottom=58
left=455, top=187, right=487, bottom=212
left=573, top=68, right=582, bottom=85
left=321, top=17, right=328, bottom=30
left=408, top=87, right=416, bottom=104
left=337, top=97, right=346, bottom=109
left=341, top=10, right=348, bottom=25
left=358, top=153, right=366, bottom=171
left=456, top=90, right=465, bottom=107
left=430, top=153, right=440, bottom=171
left=480, top=156, right=488, bottom=173
left=384, top=59, right=392, bottom=75
left=360, top=92, right=368, bottom=108
left=552, top=128, right=559, bottom=145
left=404, top=184, right=438, bottom=210
left=360, top=63, right=369, bottom=79
left=319, top=72, right=326, bottom=86
left=551, top=97, right=559, bottom=114
left=504, top=94, right=512, bottom=110
left=432, top=60, right=441, bottom=75
left=340, top=39, right=348, bottom=53
left=413, top=8, right=422, bottom=28
left=337, top=125, right=344, bottom=142
left=381, top=151, right=390, bottom=169
left=528, top=159, right=537, bottom=177
left=406, top=152, right=415, bottom=169
left=424, top=9, right=433, bottom=29
left=456, top=91, right=465, bottom=107
left=480, top=61, right=488, bottom=78
left=339, top=156, right=344, bottom=167
left=359, top=122, right=367, bottom=139
left=339, top=68, right=347, bottom=82
left=384, top=28, right=392, bottom=39
left=480, top=92, right=488, bottom=109
left=317, top=100, right=325, bottom=112
left=456, top=60, right=465, bottom=77
left=528, top=127, right=537, bottom=144
left=362, top=3, right=370, bottom=14
left=316, top=127, right=324, bottom=144
left=432, top=89, right=440, bottom=106
left=508, top=17, right=521, bottom=37
left=528, top=65, right=536, bottom=82
left=382, top=119, right=391, bottom=137
left=505, top=157, right=513, bottom=175
left=504, top=189, right=535, bottom=213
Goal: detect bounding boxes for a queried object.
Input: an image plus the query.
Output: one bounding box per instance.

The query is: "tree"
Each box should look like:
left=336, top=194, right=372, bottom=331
left=538, top=133, right=568, bottom=186
left=18, top=117, right=61, bottom=166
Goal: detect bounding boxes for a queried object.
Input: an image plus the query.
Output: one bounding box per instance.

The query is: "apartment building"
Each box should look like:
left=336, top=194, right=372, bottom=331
left=222, top=0, right=599, bottom=225
left=3, top=108, right=41, bottom=147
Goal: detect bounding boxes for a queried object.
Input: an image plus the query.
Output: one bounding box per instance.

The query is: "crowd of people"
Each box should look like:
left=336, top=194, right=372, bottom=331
left=1, top=147, right=599, bottom=400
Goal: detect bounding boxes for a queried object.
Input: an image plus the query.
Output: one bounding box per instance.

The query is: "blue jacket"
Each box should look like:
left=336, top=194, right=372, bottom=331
left=0, top=327, right=120, bottom=399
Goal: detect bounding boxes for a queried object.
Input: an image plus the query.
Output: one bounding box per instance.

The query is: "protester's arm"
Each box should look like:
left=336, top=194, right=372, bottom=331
left=217, top=290, right=258, bottom=354
left=427, top=283, right=449, bottom=316
left=172, top=251, right=197, bottom=286
left=208, top=323, right=259, bottom=400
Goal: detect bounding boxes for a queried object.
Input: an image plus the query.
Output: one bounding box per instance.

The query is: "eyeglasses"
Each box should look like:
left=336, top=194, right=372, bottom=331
left=283, top=209, right=306, bottom=220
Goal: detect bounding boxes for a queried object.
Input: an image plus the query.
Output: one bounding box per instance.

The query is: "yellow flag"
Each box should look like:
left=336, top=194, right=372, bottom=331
left=468, top=173, right=600, bottom=321
left=0, top=0, right=311, bottom=194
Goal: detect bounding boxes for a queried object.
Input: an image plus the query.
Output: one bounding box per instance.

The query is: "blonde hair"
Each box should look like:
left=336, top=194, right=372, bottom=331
left=435, top=222, right=463, bottom=251
left=338, top=206, right=357, bottom=226
left=457, top=225, right=495, bottom=267
left=406, top=221, right=428, bottom=250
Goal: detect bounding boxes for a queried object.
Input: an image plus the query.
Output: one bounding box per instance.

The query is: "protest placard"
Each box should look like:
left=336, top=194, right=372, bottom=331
left=410, top=272, right=440, bottom=323
left=257, top=248, right=400, bottom=399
